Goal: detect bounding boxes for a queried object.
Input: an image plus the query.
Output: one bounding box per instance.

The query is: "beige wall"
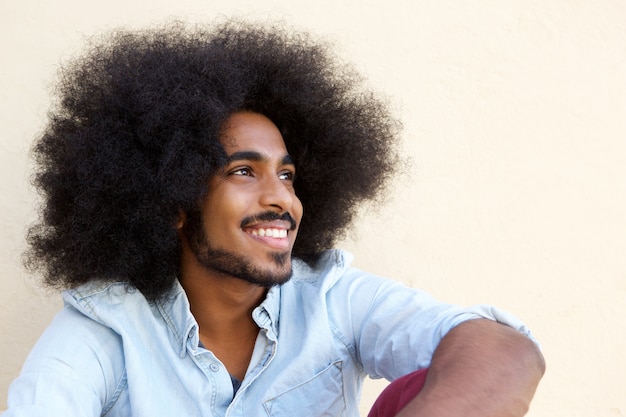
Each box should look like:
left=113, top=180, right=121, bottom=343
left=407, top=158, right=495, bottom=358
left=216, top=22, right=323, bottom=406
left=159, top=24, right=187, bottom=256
left=2, top=1, right=625, bottom=415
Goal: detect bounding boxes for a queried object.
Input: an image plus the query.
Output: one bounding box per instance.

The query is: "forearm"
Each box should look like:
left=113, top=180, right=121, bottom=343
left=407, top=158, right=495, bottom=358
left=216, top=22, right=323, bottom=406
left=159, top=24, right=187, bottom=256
left=396, top=319, right=545, bottom=417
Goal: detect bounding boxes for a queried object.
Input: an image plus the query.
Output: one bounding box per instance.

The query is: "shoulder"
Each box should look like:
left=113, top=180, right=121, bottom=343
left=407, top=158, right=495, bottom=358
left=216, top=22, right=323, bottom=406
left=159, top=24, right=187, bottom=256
left=290, top=249, right=426, bottom=306
left=10, top=299, right=127, bottom=413
left=24, top=299, right=125, bottom=377
left=23, top=281, right=148, bottom=390
left=288, top=249, right=427, bottom=332
left=63, top=281, right=141, bottom=314
left=61, top=280, right=169, bottom=330
left=290, top=249, right=386, bottom=291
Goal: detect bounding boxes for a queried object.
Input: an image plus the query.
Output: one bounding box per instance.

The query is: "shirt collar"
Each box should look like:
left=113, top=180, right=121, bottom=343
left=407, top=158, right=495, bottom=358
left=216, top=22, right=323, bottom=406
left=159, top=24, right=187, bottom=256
left=155, top=249, right=353, bottom=358
left=252, top=285, right=280, bottom=341
left=155, top=281, right=199, bottom=358
left=155, top=280, right=280, bottom=358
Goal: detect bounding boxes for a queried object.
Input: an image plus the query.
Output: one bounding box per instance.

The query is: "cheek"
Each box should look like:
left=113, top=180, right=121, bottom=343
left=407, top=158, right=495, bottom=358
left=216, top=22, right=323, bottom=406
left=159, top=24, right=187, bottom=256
left=205, top=185, right=250, bottom=216
left=199, top=196, right=241, bottom=235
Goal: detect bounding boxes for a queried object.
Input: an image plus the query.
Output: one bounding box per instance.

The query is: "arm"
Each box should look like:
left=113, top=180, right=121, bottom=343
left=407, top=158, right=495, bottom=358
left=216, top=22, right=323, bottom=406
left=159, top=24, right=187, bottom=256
left=396, top=319, right=545, bottom=417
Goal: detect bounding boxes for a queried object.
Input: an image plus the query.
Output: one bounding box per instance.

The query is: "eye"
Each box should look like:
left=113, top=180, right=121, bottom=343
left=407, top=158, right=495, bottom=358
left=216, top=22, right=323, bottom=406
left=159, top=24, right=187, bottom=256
left=230, top=167, right=253, bottom=176
left=278, top=170, right=295, bottom=181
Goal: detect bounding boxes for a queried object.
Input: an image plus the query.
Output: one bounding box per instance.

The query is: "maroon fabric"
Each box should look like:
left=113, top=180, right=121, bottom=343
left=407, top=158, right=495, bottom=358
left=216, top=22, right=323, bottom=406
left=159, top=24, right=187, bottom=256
left=367, top=368, right=429, bottom=417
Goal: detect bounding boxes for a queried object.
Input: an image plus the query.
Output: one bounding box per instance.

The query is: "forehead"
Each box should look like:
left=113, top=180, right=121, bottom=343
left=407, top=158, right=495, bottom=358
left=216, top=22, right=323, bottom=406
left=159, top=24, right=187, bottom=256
left=219, top=111, right=288, bottom=156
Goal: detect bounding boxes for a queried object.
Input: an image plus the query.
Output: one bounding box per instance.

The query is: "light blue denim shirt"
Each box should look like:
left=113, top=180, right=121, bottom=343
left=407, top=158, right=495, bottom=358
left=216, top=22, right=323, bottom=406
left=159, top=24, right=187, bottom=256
left=5, top=250, right=534, bottom=416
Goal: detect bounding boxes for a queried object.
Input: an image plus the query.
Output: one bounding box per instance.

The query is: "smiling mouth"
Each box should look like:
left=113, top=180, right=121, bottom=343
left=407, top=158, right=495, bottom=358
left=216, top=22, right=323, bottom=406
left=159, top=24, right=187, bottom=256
left=247, top=228, right=288, bottom=238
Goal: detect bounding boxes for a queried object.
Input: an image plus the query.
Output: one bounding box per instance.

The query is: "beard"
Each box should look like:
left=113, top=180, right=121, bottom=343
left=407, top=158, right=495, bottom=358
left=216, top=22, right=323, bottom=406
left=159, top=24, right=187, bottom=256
left=183, top=210, right=294, bottom=287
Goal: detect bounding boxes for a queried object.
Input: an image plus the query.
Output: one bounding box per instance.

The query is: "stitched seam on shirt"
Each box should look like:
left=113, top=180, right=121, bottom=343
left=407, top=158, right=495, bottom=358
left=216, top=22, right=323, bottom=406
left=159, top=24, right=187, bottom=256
left=328, top=321, right=363, bottom=374
left=101, top=366, right=128, bottom=416
left=263, top=359, right=344, bottom=403
left=71, top=285, right=118, bottom=326
left=352, top=280, right=390, bottom=376
left=156, top=298, right=191, bottom=357
left=157, top=300, right=182, bottom=341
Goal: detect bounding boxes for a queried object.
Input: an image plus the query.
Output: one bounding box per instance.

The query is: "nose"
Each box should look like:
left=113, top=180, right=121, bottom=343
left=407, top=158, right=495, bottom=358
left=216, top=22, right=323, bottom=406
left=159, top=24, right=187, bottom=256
left=259, top=175, right=295, bottom=212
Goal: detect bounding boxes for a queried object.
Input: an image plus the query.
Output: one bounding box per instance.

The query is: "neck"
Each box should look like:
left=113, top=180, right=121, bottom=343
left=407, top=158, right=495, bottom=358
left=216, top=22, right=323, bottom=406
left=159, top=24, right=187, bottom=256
left=178, top=248, right=267, bottom=337
left=177, top=243, right=267, bottom=380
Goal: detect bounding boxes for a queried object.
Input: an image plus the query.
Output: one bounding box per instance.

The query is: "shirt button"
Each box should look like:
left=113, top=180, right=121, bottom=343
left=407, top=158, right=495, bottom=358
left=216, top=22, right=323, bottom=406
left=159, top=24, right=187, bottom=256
left=209, top=363, right=220, bottom=372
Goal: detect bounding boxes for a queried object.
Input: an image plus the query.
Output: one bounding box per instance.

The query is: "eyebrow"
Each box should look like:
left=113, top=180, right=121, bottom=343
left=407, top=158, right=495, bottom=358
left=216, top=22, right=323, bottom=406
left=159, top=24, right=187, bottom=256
left=227, top=151, right=295, bottom=166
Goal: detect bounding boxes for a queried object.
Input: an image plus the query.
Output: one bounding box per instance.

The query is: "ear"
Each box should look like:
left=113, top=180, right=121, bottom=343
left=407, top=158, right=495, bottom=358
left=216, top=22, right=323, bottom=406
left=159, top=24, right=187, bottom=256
left=175, top=210, right=187, bottom=230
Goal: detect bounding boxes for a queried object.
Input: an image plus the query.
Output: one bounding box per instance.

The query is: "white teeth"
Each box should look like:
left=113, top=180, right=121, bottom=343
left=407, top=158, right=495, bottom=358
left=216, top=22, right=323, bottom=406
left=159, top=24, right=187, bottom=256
left=250, top=228, right=287, bottom=238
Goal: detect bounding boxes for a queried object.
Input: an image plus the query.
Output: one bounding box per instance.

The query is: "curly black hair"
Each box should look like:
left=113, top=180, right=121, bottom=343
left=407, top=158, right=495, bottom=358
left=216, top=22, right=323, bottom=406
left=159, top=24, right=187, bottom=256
left=24, top=20, right=401, bottom=302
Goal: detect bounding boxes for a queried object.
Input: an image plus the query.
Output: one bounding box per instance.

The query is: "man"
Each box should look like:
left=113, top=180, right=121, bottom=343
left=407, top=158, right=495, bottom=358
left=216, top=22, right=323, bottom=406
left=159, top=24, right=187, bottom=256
left=6, top=20, right=544, bottom=416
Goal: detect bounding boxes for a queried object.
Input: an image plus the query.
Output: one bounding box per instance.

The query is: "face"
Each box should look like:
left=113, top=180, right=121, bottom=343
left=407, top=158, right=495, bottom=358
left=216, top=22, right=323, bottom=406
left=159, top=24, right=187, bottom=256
left=182, top=111, right=303, bottom=287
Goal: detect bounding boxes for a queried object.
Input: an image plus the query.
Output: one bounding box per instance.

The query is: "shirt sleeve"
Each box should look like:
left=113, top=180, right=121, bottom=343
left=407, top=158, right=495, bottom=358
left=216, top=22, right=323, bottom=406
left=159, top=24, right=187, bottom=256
left=4, top=306, right=126, bottom=417
left=326, top=267, right=537, bottom=382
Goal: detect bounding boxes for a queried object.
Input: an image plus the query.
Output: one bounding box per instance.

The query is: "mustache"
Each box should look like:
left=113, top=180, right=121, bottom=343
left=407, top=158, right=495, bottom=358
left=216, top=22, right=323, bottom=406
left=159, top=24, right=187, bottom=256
left=240, top=211, right=298, bottom=231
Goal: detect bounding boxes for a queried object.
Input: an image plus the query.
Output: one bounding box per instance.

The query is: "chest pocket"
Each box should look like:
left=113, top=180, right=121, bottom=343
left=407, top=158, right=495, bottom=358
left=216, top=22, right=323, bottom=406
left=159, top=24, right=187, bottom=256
left=262, top=360, right=346, bottom=417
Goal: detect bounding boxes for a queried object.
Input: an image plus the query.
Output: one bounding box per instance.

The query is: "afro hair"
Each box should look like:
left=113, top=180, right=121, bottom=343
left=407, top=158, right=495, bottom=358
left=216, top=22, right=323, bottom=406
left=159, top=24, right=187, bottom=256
left=25, top=19, right=401, bottom=302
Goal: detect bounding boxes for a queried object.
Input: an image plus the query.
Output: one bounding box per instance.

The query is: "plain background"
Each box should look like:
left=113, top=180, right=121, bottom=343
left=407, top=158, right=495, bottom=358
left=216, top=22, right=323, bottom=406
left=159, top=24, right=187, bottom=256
left=1, top=1, right=625, bottom=415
